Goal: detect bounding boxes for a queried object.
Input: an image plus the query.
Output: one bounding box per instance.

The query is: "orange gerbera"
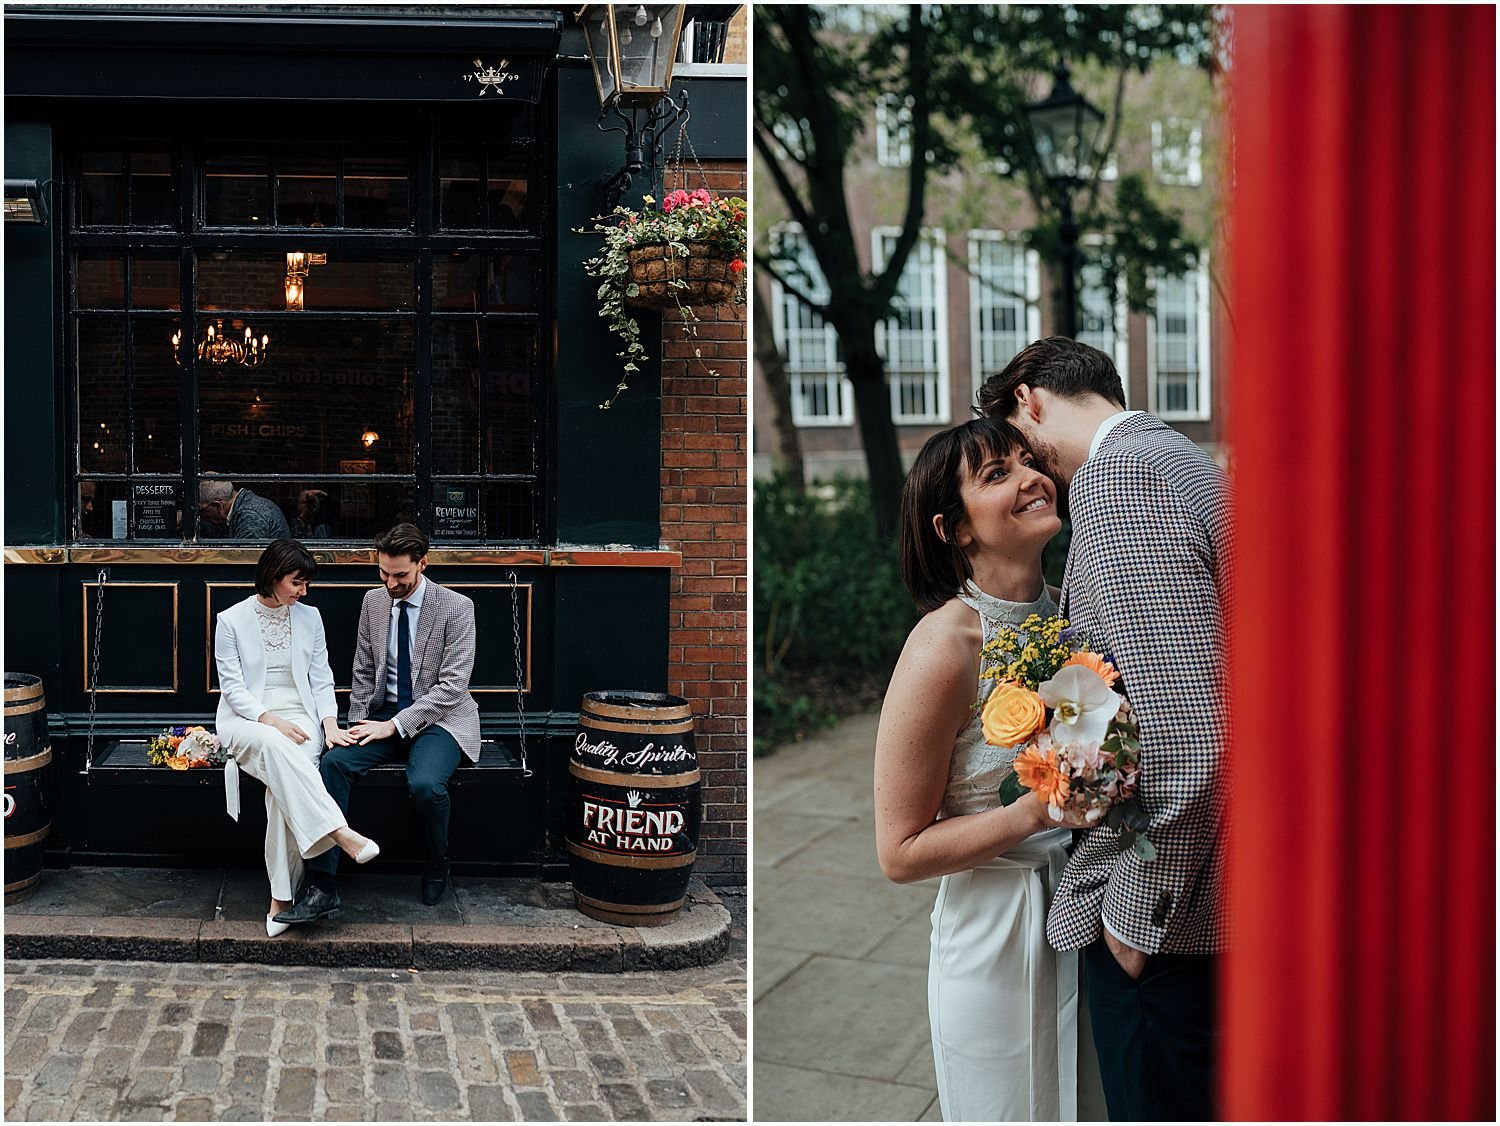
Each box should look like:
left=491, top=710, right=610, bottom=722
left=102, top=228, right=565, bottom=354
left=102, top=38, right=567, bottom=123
left=1063, top=651, right=1119, bottom=687
left=1013, top=746, right=1070, bottom=806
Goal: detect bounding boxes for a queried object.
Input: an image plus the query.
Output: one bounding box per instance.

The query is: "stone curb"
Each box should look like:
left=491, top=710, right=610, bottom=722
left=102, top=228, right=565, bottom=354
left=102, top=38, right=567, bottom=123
left=3, top=883, right=731, bottom=972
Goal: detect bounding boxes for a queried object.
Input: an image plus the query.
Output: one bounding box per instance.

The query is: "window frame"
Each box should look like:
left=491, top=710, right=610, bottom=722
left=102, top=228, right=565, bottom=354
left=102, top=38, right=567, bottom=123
left=62, top=103, right=550, bottom=547
left=872, top=225, right=950, bottom=426
left=1146, top=253, right=1212, bottom=422
left=767, top=222, right=853, bottom=428
left=967, top=230, right=1040, bottom=402
left=875, top=93, right=914, bottom=168
left=1152, top=117, right=1203, bottom=187
left=1077, top=235, right=1131, bottom=406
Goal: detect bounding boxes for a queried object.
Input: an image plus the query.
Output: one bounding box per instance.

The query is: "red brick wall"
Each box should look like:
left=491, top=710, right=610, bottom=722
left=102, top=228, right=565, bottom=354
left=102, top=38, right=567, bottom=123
left=660, top=161, right=747, bottom=885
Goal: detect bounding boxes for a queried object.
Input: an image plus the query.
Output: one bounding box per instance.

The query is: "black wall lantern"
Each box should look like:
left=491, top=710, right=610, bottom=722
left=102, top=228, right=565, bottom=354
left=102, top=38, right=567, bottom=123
left=1022, top=63, right=1106, bottom=339
left=4, top=179, right=49, bottom=225
left=580, top=4, right=690, bottom=212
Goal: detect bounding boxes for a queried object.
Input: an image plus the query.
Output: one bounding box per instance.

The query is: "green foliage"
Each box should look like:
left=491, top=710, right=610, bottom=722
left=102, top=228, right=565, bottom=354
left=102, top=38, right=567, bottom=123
left=753, top=472, right=917, bottom=755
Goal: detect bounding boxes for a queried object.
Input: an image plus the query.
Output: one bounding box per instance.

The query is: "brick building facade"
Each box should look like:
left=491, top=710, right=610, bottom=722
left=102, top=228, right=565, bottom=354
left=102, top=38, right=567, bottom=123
left=660, top=160, right=748, bottom=884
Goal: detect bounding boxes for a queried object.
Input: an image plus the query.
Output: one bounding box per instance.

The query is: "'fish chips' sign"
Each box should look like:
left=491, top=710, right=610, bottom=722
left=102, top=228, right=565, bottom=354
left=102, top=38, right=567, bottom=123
left=579, top=790, right=688, bottom=855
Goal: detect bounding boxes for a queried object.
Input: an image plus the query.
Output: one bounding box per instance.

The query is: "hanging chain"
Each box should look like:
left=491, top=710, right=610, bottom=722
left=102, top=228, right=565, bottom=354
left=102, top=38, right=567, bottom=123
left=84, top=568, right=108, bottom=772
left=507, top=570, right=531, bottom=778
left=666, top=106, right=711, bottom=194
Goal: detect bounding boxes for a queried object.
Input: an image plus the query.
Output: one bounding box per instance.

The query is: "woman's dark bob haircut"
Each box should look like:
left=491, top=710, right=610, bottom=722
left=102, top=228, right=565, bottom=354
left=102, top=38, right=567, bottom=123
left=256, top=538, right=318, bottom=598
left=898, top=417, right=1028, bottom=613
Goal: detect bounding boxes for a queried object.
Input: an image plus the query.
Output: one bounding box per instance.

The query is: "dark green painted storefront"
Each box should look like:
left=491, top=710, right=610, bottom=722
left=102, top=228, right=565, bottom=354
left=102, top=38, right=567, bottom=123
left=3, top=6, right=746, bottom=878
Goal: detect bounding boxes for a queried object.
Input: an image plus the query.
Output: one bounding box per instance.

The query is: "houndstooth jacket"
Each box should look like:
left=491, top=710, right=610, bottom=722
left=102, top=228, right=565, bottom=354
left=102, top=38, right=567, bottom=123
left=1047, top=413, right=1234, bottom=955
left=348, top=580, right=482, bottom=762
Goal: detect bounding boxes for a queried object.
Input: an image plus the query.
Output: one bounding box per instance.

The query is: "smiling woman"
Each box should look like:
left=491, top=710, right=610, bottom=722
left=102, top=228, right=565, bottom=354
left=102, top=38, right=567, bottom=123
left=874, top=415, right=1106, bottom=1121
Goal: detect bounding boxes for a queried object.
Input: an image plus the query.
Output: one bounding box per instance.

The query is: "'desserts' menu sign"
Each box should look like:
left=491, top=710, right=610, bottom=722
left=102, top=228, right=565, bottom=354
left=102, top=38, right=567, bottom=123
left=131, top=483, right=179, bottom=539
left=433, top=485, right=478, bottom=539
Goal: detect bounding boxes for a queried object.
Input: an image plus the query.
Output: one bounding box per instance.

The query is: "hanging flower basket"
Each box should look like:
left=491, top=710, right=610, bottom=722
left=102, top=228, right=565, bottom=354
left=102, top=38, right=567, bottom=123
left=625, top=241, right=741, bottom=310
left=578, top=187, right=747, bottom=410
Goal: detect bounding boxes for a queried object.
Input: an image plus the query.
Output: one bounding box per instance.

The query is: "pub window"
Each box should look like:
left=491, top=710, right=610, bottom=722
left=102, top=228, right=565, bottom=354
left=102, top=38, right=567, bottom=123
left=67, top=106, right=546, bottom=546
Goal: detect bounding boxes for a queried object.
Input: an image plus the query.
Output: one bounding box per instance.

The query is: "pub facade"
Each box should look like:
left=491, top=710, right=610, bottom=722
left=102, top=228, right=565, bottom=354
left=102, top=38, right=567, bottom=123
left=3, top=5, right=748, bottom=887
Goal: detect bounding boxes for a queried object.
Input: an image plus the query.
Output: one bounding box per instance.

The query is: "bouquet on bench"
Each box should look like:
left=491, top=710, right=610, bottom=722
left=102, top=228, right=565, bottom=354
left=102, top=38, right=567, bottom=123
left=147, top=725, right=226, bottom=770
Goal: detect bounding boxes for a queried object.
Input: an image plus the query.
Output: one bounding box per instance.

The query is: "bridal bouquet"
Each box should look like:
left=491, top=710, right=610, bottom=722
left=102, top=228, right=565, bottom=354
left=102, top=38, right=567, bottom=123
left=147, top=725, right=226, bottom=770
left=979, top=614, right=1155, bottom=859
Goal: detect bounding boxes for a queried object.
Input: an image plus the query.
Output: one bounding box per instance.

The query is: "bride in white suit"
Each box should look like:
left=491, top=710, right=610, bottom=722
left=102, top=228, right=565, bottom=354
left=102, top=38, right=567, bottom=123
left=215, top=538, right=380, bottom=936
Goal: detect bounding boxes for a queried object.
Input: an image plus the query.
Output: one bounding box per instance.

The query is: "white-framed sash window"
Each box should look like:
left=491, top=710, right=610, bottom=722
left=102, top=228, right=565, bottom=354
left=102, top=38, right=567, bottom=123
left=1147, top=254, right=1211, bottom=420
left=1152, top=118, right=1203, bottom=187
left=1076, top=250, right=1131, bottom=406
left=768, top=223, right=853, bottom=427
left=875, top=93, right=914, bottom=168
left=967, top=231, right=1040, bottom=400
left=873, top=226, right=950, bottom=425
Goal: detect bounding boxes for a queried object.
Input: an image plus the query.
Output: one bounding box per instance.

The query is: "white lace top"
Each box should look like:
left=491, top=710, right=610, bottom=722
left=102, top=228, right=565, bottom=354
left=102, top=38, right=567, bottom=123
left=253, top=601, right=296, bottom=690
left=939, top=580, right=1059, bottom=819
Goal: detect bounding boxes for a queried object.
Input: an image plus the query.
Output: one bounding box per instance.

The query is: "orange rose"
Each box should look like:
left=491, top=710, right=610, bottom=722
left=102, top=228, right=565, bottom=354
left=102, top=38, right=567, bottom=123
left=981, top=680, right=1047, bottom=747
left=1013, top=746, right=1070, bottom=807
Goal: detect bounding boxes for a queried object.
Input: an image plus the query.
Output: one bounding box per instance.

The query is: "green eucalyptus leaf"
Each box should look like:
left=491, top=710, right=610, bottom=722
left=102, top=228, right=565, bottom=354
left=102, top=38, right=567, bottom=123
left=998, top=770, right=1027, bottom=807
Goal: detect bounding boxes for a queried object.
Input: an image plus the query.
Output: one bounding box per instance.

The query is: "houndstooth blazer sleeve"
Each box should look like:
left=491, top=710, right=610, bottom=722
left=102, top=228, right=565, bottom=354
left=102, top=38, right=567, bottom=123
left=1048, top=422, right=1232, bottom=955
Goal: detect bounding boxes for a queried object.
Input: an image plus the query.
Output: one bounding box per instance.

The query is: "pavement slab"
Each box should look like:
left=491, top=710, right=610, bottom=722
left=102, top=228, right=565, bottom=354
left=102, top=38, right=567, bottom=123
left=754, top=706, right=942, bottom=1121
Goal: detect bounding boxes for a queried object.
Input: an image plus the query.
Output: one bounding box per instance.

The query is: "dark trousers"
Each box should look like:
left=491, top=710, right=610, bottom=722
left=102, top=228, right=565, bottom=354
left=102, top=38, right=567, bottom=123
left=308, top=701, right=462, bottom=881
left=1085, top=937, right=1221, bottom=1121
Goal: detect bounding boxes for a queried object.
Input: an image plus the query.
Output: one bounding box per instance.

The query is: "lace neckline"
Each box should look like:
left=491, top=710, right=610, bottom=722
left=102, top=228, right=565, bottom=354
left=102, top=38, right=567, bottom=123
left=254, top=600, right=291, bottom=616
left=957, top=579, right=1052, bottom=619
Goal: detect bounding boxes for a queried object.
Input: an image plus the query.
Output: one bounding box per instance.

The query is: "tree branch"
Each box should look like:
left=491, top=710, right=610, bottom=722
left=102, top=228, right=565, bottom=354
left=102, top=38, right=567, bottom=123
left=752, top=251, right=829, bottom=318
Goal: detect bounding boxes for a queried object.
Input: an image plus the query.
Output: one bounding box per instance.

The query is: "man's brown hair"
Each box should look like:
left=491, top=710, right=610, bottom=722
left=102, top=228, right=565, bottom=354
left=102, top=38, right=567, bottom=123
left=976, top=336, right=1126, bottom=418
left=374, top=522, right=429, bottom=562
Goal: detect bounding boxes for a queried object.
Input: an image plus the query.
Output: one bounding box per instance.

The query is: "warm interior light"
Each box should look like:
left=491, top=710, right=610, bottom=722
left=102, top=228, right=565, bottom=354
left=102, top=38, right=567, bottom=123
left=361, top=429, right=380, bottom=448
left=284, top=275, right=304, bottom=311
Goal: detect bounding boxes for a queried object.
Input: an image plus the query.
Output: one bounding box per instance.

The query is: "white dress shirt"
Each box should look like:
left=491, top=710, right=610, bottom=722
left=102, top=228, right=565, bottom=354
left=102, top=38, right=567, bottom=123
left=383, top=574, right=426, bottom=736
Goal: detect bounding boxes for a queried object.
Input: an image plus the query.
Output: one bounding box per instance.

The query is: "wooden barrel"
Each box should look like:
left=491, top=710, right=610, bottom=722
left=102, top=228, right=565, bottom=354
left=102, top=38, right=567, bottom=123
left=4, top=673, right=52, bottom=904
left=567, top=690, right=700, bottom=926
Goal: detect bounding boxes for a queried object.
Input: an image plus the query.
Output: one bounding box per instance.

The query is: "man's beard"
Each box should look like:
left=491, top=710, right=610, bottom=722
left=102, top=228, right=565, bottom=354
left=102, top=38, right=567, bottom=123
left=1025, top=436, right=1069, bottom=506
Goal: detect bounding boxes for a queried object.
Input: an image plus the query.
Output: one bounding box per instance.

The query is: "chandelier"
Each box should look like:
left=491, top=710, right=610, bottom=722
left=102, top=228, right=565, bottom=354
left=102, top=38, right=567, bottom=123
left=172, top=320, right=269, bottom=367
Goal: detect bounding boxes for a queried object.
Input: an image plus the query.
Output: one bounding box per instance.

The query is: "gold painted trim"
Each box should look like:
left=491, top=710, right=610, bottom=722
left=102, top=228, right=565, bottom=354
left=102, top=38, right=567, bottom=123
left=4, top=748, right=53, bottom=773
left=4, top=698, right=47, bottom=716
left=579, top=715, right=694, bottom=735
left=4, top=825, right=52, bottom=849
left=568, top=762, right=700, bottom=788
left=3, top=548, right=66, bottom=564
left=566, top=841, right=697, bottom=870
left=582, top=698, right=692, bottom=722
left=82, top=581, right=179, bottom=694
left=19, top=546, right=679, bottom=567
left=573, top=891, right=687, bottom=914
left=3, top=679, right=45, bottom=704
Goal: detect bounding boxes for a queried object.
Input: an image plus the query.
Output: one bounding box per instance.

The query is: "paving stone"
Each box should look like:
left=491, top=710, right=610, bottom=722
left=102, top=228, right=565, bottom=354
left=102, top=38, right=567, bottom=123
left=370, top=1062, right=408, bottom=1100
left=32, top=1054, right=84, bottom=1099
left=125, top=1068, right=174, bottom=1104
left=273, top=1066, right=316, bottom=1117
left=145, top=1029, right=182, bottom=1057
left=549, top=1068, right=597, bottom=1103
left=504, top=1049, right=542, bottom=1086
left=515, top=1090, right=561, bottom=1121
left=325, top=1042, right=360, bottom=1068
left=408, top=1009, right=441, bottom=1032
left=416, top=1070, right=461, bottom=1112
left=589, top=1052, right=632, bottom=1080
left=234, top=1016, right=274, bottom=1056
left=157, top=1003, right=192, bottom=1026
left=323, top=1104, right=367, bottom=1121
left=119, top=1104, right=168, bottom=1121
left=645, top=1077, right=695, bottom=1109
left=228, top=1057, right=269, bottom=1102
left=365, top=1002, right=400, bottom=1030
left=324, top=1067, right=365, bottom=1104
left=466, top=1084, right=515, bottom=1121
left=180, top=1058, right=222, bottom=1095
left=189, top=1020, right=229, bottom=1057
left=24, top=995, right=74, bottom=1033
left=522, top=1000, right=559, bottom=1030
left=456, top=1037, right=498, bottom=1083
left=220, top=1104, right=265, bottom=1121
left=173, top=1096, right=215, bottom=1120
left=373, top=1102, right=412, bottom=1120
left=5, top=1036, right=50, bottom=1072
left=325, top=1008, right=360, bottom=1041
left=447, top=1002, right=484, bottom=1036
left=562, top=1103, right=609, bottom=1121
left=599, top=1082, right=649, bottom=1120
left=61, top=1010, right=108, bottom=1052
left=372, top=1030, right=405, bottom=1060
left=412, top=1032, right=449, bottom=1066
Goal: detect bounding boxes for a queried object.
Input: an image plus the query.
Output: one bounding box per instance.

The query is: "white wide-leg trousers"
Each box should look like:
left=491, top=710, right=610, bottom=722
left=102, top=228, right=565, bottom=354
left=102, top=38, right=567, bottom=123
left=229, top=709, right=345, bottom=902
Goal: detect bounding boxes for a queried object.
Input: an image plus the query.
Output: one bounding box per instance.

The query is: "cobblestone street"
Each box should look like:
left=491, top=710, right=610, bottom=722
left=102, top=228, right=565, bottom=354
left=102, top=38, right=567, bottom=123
left=3, top=894, right=746, bottom=1123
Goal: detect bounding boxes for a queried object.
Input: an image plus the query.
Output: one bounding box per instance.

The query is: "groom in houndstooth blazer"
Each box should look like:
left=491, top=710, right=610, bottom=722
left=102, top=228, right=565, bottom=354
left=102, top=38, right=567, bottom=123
left=980, top=337, right=1232, bottom=1121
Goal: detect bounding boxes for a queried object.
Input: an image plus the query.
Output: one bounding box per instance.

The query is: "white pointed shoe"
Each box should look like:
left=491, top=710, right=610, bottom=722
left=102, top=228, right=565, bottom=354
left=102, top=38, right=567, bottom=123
left=266, top=914, right=291, bottom=937
left=353, top=838, right=381, bottom=865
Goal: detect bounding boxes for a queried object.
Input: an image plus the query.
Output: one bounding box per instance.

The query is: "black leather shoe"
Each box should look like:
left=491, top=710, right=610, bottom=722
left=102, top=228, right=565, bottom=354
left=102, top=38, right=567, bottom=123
left=272, top=884, right=341, bottom=925
left=420, top=857, right=450, bottom=906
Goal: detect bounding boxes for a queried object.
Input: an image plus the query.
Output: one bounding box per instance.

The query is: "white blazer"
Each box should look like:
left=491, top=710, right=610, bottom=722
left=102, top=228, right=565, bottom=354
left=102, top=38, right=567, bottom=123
left=214, top=594, right=339, bottom=754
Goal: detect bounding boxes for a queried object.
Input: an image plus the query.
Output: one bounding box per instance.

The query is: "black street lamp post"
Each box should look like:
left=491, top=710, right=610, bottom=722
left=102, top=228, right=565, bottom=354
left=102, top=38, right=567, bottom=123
left=1022, top=62, right=1106, bottom=339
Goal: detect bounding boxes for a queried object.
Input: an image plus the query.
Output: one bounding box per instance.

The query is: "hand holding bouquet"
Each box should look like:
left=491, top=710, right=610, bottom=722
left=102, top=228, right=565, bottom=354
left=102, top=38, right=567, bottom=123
left=979, top=615, right=1154, bottom=860
left=147, top=725, right=226, bottom=770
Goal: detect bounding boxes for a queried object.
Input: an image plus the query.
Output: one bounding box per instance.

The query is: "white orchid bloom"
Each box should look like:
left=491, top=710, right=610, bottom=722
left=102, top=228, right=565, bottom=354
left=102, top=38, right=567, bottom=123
left=1039, top=665, right=1121, bottom=748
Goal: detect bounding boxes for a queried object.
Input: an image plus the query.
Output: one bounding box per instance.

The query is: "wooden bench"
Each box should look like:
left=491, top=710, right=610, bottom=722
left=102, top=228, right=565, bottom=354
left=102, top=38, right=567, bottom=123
left=88, top=740, right=527, bottom=786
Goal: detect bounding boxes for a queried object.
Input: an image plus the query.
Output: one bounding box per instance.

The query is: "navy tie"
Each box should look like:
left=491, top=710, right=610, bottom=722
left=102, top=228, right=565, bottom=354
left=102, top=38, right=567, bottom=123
left=396, top=601, right=413, bottom=711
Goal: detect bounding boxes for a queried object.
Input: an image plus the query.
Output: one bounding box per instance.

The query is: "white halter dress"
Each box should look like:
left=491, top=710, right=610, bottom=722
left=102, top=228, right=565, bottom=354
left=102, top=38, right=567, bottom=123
left=927, top=582, right=1108, bottom=1122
